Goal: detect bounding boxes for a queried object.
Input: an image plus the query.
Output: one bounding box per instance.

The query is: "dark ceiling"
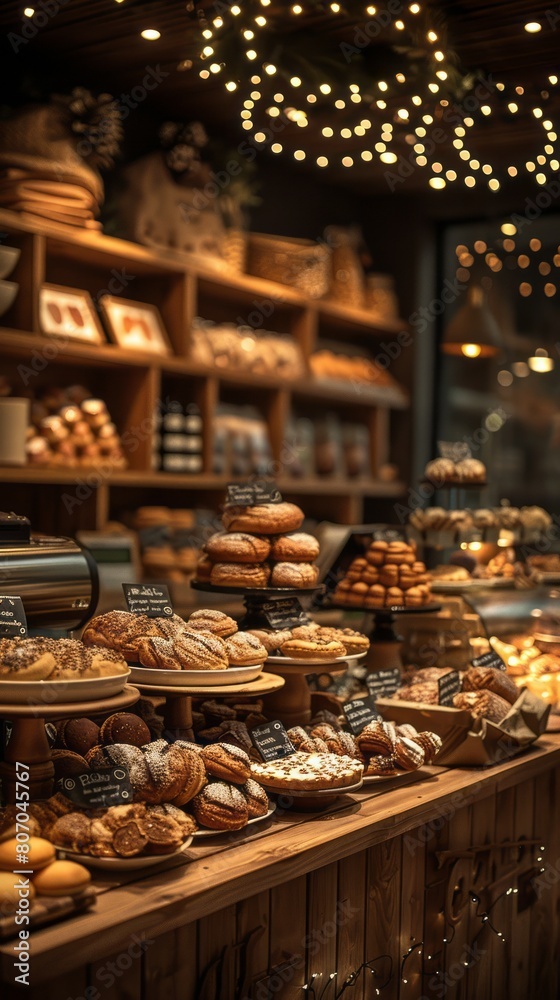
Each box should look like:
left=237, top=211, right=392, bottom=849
left=0, top=0, right=559, bottom=195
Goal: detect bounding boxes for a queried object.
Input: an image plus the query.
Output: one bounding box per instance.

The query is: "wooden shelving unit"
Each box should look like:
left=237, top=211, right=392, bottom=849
left=0, top=209, right=412, bottom=532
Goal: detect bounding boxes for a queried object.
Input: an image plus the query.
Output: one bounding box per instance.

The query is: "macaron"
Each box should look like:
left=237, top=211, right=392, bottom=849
left=0, top=837, right=55, bottom=872
left=32, top=860, right=91, bottom=897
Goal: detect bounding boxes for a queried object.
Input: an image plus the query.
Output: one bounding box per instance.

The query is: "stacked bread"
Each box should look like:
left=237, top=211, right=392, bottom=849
left=198, top=501, right=320, bottom=589
left=0, top=636, right=128, bottom=682
left=424, top=457, right=486, bottom=485
left=82, top=609, right=267, bottom=671
left=286, top=718, right=442, bottom=777
left=334, top=539, right=432, bottom=608
left=26, top=390, right=127, bottom=469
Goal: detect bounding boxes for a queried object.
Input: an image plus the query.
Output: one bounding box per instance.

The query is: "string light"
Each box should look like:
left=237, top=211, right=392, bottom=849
left=140, top=28, right=160, bottom=40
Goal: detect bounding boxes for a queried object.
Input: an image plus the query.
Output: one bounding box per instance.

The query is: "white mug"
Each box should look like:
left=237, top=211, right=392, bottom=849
left=0, top=397, right=30, bottom=466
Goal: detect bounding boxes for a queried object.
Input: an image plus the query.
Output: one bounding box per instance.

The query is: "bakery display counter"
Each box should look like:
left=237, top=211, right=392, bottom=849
left=3, top=737, right=560, bottom=999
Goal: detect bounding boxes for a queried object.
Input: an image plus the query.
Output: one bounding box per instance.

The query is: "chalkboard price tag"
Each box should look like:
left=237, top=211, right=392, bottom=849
left=225, top=481, right=282, bottom=507
left=373, top=528, right=403, bottom=542
left=438, top=670, right=462, bottom=706
left=0, top=596, right=27, bottom=637
left=57, top=767, right=133, bottom=809
left=251, top=720, right=296, bottom=762
left=261, top=598, right=309, bottom=630
left=343, top=696, right=381, bottom=735
left=471, top=650, right=507, bottom=672
left=366, top=668, right=401, bottom=703
left=122, top=583, right=173, bottom=618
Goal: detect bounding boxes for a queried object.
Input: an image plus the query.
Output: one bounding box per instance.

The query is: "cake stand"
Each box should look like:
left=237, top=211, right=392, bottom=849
left=262, top=652, right=367, bottom=727
left=0, top=685, right=140, bottom=804
left=130, top=671, right=285, bottom=742
left=191, top=581, right=324, bottom=629
left=329, top=603, right=441, bottom=670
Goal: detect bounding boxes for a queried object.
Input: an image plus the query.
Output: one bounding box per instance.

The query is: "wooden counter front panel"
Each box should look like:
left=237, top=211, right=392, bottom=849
left=3, top=762, right=560, bottom=1000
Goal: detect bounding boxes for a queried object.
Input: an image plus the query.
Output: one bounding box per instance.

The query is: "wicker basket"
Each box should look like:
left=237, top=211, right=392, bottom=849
left=246, top=232, right=330, bottom=299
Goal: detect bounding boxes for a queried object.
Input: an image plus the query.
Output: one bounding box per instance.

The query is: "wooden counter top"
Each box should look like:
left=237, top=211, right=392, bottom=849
left=2, top=736, right=560, bottom=985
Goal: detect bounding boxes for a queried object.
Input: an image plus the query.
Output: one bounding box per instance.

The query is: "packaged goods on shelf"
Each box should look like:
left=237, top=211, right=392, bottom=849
left=191, top=317, right=305, bottom=379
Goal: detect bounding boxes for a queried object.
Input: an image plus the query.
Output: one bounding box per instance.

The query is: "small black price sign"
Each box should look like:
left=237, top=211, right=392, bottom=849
left=366, top=668, right=401, bottom=703
left=122, top=583, right=173, bottom=618
left=225, top=481, right=283, bottom=507
left=343, top=696, right=381, bottom=735
left=471, top=650, right=507, bottom=672
left=57, top=767, right=133, bottom=809
left=251, top=720, right=296, bottom=762
left=261, top=598, right=309, bottom=630
left=0, top=596, right=27, bottom=637
left=438, top=670, right=462, bottom=707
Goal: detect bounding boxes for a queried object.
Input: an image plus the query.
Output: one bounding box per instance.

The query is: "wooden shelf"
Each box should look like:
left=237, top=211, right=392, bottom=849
left=0, top=466, right=406, bottom=498
left=0, top=209, right=413, bottom=529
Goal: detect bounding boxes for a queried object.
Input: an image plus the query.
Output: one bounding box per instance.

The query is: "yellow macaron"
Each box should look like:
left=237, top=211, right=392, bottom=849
left=0, top=837, right=55, bottom=872
left=32, top=860, right=91, bottom=897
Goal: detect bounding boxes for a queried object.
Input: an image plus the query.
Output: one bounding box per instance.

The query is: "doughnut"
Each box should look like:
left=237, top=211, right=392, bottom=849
left=222, top=501, right=304, bottom=535
left=204, top=532, right=271, bottom=564
left=270, top=562, right=319, bottom=588
left=191, top=781, right=249, bottom=830
left=99, top=713, right=151, bottom=748
left=210, top=562, right=271, bottom=588
left=270, top=532, right=320, bottom=562
left=200, top=742, right=252, bottom=783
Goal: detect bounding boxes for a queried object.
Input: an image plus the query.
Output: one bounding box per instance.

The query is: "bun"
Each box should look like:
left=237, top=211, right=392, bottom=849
left=32, top=860, right=91, bottom=897
left=0, top=871, right=35, bottom=912
left=0, top=836, right=55, bottom=871
left=270, top=532, right=320, bottom=562
left=82, top=611, right=188, bottom=662
left=270, top=562, right=319, bottom=588
left=187, top=609, right=238, bottom=637
left=222, top=501, right=304, bottom=535
left=210, top=563, right=271, bottom=588
left=205, top=532, right=271, bottom=564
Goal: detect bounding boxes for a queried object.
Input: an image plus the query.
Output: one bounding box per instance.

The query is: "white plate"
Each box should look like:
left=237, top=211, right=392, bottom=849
left=0, top=670, right=131, bottom=705
left=257, top=778, right=363, bottom=797
left=431, top=577, right=516, bottom=592
left=192, top=804, right=276, bottom=838
left=129, top=663, right=264, bottom=687
left=266, top=651, right=367, bottom=667
left=62, top=835, right=193, bottom=870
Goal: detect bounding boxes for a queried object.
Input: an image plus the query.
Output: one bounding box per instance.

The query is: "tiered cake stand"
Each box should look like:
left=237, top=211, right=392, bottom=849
left=0, top=686, right=140, bottom=803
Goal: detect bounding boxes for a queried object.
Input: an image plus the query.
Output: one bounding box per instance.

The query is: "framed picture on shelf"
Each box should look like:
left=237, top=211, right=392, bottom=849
left=39, top=284, right=105, bottom=345
left=99, top=295, right=172, bottom=356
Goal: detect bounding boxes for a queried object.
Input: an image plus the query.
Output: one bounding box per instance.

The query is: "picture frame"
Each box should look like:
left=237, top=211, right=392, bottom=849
left=39, top=284, right=105, bottom=345
left=98, top=295, right=172, bottom=356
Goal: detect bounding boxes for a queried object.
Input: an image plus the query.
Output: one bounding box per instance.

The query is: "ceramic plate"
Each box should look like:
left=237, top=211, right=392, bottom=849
left=129, top=663, right=264, bottom=687
left=0, top=670, right=131, bottom=705
left=257, top=778, right=363, bottom=797
left=192, top=804, right=276, bottom=838
left=266, top=651, right=367, bottom=667
left=62, top=835, right=193, bottom=870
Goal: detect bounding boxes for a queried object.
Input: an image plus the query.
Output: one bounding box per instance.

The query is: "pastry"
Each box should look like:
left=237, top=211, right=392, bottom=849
left=246, top=629, right=293, bottom=652
left=0, top=639, right=56, bottom=681
left=191, top=781, right=249, bottom=830
left=452, top=690, right=510, bottom=723
left=288, top=726, right=329, bottom=753
left=187, top=609, right=238, bottom=637
left=137, top=631, right=229, bottom=671
left=455, top=458, right=486, bottom=482
left=141, top=813, right=184, bottom=854
left=199, top=700, right=237, bottom=726
left=196, top=555, right=213, bottom=581
left=393, top=681, right=439, bottom=704
left=222, top=501, right=304, bottom=535
left=32, top=860, right=91, bottom=897
left=462, top=667, right=519, bottom=705
left=270, top=562, right=319, bottom=588
left=113, top=821, right=149, bottom=857
left=239, top=778, right=269, bottom=818
left=356, top=722, right=394, bottom=757
left=210, top=562, right=271, bottom=588
left=280, top=637, right=347, bottom=660
left=215, top=721, right=254, bottom=754
left=270, top=532, right=320, bottom=562
left=81, top=610, right=188, bottom=662
left=393, top=736, right=425, bottom=771
left=364, top=755, right=399, bottom=777
left=200, top=742, right=251, bottom=783
left=49, top=814, right=92, bottom=853
left=225, top=632, right=267, bottom=665
left=365, top=585, right=385, bottom=608
left=51, top=749, right=89, bottom=781
left=169, top=744, right=207, bottom=806
left=0, top=807, right=41, bottom=843
left=99, top=713, right=151, bottom=748
left=55, top=718, right=100, bottom=756
left=413, top=732, right=443, bottom=764
left=250, top=751, right=363, bottom=791
left=424, top=458, right=456, bottom=483
left=385, top=586, right=404, bottom=607
left=204, top=531, right=271, bottom=564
